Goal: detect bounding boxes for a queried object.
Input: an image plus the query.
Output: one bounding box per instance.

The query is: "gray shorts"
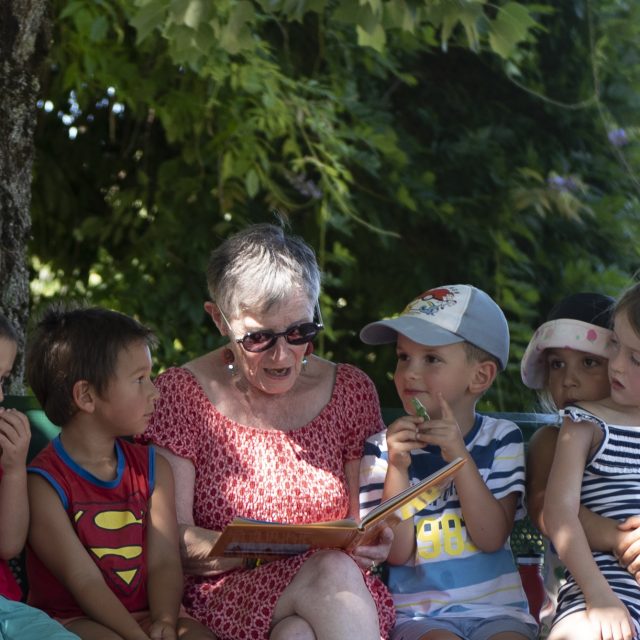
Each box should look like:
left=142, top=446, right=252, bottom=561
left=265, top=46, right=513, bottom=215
left=391, top=615, right=539, bottom=640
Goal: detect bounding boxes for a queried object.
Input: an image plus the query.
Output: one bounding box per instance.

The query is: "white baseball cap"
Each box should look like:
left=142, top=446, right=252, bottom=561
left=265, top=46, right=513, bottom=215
left=360, top=284, right=510, bottom=370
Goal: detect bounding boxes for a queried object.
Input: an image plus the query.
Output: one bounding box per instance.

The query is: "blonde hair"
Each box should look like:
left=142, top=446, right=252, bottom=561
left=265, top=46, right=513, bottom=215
left=614, top=281, right=640, bottom=338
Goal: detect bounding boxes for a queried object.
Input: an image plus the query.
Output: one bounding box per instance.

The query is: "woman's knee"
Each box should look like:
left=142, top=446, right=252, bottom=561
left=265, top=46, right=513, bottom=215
left=270, top=615, right=316, bottom=640
left=303, top=550, right=366, bottom=589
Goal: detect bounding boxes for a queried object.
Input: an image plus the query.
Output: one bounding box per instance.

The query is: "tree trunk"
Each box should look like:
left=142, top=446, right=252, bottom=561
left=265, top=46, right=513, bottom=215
left=0, top=0, right=49, bottom=391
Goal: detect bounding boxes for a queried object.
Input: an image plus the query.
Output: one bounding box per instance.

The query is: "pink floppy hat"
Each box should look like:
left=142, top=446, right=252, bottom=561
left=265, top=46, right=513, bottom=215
left=520, top=293, right=614, bottom=390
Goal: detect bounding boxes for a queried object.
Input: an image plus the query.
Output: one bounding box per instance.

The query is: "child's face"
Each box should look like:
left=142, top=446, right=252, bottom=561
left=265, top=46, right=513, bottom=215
left=545, top=347, right=610, bottom=409
left=94, top=340, right=159, bottom=436
left=0, top=337, right=17, bottom=403
left=393, top=334, right=476, bottom=420
left=608, top=310, right=640, bottom=406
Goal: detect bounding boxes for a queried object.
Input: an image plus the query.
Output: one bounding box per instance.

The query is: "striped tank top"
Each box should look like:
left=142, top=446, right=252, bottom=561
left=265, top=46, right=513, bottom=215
left=554, top=407, right=640, bottom=634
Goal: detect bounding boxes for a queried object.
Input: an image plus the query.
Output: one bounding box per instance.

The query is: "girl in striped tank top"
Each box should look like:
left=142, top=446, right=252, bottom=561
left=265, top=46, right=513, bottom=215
left=545, top=282, right=640, bottom=640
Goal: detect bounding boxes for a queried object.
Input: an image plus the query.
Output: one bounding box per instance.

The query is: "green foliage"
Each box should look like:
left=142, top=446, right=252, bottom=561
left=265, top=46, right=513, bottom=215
left=30, top=0, right=640, bottom=413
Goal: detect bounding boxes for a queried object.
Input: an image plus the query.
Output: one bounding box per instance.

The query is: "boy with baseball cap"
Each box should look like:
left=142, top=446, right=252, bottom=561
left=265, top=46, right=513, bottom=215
left=359, top=284, right=538, bottom=640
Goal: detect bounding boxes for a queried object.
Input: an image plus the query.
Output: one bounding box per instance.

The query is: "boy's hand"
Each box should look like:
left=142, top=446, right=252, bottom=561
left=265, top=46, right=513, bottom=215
left=615, top=516, right=640, bottom=582
left=419, top=394, right=467, bottom=463
left=0, top=408, right=31, bottom=471
left=149, top=620, right=177, bottom=639
left=385, top=415, right=427, bottom=470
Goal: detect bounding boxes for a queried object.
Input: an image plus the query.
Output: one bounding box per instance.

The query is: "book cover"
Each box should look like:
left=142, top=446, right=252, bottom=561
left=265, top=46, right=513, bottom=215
left=210, top=456, right=465, bottom=559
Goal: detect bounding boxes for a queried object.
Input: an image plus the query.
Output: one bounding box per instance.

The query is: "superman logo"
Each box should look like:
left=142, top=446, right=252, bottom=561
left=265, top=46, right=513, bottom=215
left=72, top=492, right=147, bottom=597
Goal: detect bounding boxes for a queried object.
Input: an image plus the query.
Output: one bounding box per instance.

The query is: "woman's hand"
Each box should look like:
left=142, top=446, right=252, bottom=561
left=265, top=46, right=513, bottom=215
left=350, top=526, right=394, bottom=572
left=179, top=524, right=243, bottom=576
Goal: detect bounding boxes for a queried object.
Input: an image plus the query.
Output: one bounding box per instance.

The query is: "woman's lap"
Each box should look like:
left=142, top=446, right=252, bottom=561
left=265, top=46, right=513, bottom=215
left=184, top=552, right=395, bottom=640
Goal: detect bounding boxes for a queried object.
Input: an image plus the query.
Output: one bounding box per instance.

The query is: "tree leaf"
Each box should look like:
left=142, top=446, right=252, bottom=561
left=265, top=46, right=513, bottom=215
left=130, top=0, right=167, bottom=43
left=245, top=168, right=260, bottom=197
left=356, top=23, right=386, bottom=52
left=489, top=2, right=538, bottom=59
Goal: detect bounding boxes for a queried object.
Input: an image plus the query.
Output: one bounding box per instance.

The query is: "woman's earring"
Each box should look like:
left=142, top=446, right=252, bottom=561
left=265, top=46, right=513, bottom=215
left=302, top=343, right=314, bottom=370
left=222, top=347, right=238, bottom=377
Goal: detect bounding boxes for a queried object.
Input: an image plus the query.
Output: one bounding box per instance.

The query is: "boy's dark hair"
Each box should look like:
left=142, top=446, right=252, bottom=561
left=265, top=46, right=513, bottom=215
left=0, top=313, right=18, bottom=344
left=26, top=306, right=157, bottom=426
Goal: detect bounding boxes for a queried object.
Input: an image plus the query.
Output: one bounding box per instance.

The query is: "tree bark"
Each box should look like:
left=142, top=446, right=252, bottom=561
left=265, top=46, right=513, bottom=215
left=0, top=0, right=50, bottom=390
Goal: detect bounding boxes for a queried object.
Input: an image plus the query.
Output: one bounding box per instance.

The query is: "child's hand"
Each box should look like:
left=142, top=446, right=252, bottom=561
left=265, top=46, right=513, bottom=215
left=586, top=592, right=634, bottom=640
left=419, top=394, right=467, bottom=463
left=385, top=415, right=427, bottom=470
left=149, top=619, right=177, bottom=639
left=614, top=515, right=640, bottom=582
left=0, top=408, right=30, bottom=472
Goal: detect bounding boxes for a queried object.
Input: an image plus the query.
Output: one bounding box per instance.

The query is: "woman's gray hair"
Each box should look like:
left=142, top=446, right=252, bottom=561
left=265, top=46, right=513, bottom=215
left=206, top=223, right=321, bottom=317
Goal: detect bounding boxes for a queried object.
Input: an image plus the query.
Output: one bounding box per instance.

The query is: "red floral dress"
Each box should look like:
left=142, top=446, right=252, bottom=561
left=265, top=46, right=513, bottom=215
left=140, top=363, right=395, bottom=640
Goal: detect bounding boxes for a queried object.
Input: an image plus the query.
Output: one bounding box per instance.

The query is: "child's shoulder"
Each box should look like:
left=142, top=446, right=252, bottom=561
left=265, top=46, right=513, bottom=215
left=117, top=438, right=155, bottom=469
left=477, top=413, right=523, bottom=441
left=564, top=400, right=640, bottom=429
left=364, top=428, right=387, bottom=449
left=27, top=438, right=58, bottom=469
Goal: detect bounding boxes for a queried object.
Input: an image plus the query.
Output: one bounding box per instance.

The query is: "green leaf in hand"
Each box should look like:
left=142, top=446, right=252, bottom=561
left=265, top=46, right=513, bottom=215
left=412, top=397, right=430, bottom=421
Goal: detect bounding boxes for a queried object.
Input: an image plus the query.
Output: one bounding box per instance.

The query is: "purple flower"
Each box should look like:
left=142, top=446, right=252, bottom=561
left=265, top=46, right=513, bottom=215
left=608, top=128, right=629, bottom=147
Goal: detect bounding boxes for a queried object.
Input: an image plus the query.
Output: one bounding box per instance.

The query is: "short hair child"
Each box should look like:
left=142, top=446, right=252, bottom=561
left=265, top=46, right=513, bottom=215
left=543, top=282, right=640, bottom=639
left=359, top=284, right=538, bottom=640
left=0, top=312, right=79, bottom=639
left=25, top=306, right=215, bottom=640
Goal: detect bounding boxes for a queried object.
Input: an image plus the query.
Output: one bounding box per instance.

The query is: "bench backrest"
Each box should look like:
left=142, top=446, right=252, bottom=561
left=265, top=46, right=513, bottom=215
left=3, top=395, right=61, bottom=463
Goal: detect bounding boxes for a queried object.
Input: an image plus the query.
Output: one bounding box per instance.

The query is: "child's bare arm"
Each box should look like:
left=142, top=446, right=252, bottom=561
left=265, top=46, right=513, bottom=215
left=421, top=395, right=514, bottom=552
left=527, top=425, right=627, bottom=556
left=450, top=462, right=517, bottom=552
left=526, top=425, right=557, bottom=535
left=28, top=473, right=150, bottom=640
left=0, top=408, right=30, bottom=558
left=544, top=419, right=634, bottom=637
left=383, top=415, right=427, bottom=564
left=147, top=454, right=183, bottom=639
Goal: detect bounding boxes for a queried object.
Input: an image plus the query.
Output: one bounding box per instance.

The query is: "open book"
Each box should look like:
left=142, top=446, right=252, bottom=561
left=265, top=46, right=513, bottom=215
left=210, top=456, right=465, bottom=559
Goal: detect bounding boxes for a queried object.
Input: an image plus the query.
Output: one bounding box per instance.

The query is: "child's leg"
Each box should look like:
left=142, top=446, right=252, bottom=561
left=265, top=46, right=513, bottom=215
left=417, top=632, right=461, bottom=640
left=547, top=612, right=599, bottom=640
left=63, top=619, right=122, bottom=639
left=177, top=616, right=217, bottom=638
left=0, top=598, right=80, bottom=640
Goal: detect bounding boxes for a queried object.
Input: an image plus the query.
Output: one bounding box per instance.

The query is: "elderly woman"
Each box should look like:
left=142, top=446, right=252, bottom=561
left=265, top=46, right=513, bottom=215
left=139, top=224, right=395, bottom=640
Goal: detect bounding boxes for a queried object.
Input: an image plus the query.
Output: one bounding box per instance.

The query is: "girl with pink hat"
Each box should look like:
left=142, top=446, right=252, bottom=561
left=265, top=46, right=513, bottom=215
left=522, top=292, right=640, bottom=637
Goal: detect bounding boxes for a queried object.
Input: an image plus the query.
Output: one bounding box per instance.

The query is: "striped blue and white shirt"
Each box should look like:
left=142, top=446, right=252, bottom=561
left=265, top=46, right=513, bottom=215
left=360, top=413, right=535, bottom=625
left=554, top=407, right=640, bottom=634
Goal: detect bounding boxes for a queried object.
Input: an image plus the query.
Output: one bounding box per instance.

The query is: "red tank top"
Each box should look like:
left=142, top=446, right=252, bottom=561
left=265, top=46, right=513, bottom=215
left=26, top=438, right=154, bottom=617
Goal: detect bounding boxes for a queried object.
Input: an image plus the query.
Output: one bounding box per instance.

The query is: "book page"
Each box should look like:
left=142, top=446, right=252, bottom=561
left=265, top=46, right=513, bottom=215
left=360, top=456, right=465, bottom=529
left=210, top=456, right=465, bottom=559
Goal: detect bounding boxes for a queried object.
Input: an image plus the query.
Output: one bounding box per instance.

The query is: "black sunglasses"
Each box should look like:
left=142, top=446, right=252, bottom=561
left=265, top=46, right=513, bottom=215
left=219, top=305, right=324, bottom=353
